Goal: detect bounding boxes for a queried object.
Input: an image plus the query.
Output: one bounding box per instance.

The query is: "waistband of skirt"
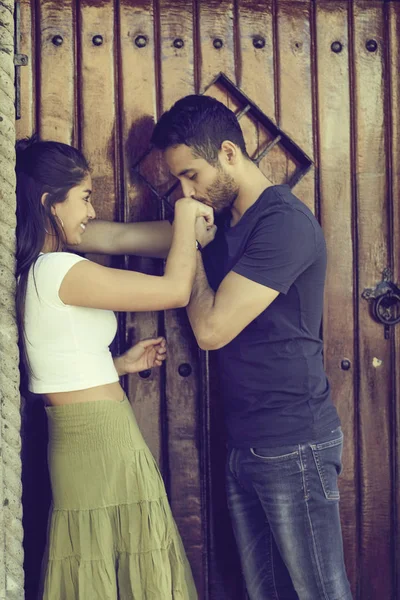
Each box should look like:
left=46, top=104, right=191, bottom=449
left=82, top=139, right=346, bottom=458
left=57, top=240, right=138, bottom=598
left=45, top=396, right=145, bottom=452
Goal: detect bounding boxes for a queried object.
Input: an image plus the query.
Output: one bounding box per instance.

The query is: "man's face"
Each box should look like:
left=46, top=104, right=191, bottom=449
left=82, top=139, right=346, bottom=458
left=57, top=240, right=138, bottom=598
left=165, top=144, right=239, bottom=213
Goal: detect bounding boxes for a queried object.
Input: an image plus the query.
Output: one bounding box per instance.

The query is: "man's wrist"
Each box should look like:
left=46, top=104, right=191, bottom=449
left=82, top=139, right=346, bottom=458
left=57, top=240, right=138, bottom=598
left=195, top=239, right=203, bottom=252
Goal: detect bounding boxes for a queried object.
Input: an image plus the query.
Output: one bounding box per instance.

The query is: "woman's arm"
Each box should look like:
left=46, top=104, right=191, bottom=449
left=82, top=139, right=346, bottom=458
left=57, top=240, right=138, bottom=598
left=60, top=199, right=213, bottom=312
left=113, top=337, right=167, bottom=376
left=74, top=220, right=173, bottom=259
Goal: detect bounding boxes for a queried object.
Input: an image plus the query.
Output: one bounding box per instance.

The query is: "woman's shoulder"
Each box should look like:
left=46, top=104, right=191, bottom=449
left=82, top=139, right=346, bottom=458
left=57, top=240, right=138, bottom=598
left=35, top=251, right=87, bottom=272
left=29, top=252, right=89, bottom=306
left=37, top=250, right=86, bottom=262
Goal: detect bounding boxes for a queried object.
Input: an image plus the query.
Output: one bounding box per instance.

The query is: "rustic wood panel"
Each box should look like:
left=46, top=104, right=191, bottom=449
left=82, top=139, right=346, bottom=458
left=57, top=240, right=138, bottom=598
left=276, top=0, right=315, bottom=210
left=237, top=0, right=275, bottom=117
left=15, top=0, right=35, bottom=139
left=198, top=4, right=245, bottom=598
left=236, top=0, right=285, bottom=186
left=388, top=2, right=400, bottom=599
left=16, top=1, right=400, bottom=599
left=198, top=0, right=236, bottom=93
left=157, top=1, right=207, bottom=595
left=37, top=0, right=75, bottom=142
left=352, top=2, right=393, bottom=598
left=118, top=0, right=163, bottom=465
left=78, top=0, right=118, bottom=224
left=315, top=2, right=358, bottom=596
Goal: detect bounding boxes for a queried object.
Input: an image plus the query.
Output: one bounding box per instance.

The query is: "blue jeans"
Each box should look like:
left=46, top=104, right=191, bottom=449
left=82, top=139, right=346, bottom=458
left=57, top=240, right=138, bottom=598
left=226, top=427, right=352, bottom=600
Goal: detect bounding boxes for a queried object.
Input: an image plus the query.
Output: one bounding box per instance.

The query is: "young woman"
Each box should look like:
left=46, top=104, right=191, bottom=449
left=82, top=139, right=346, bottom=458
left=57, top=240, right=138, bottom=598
left=16, top=138, right=215, bottom=599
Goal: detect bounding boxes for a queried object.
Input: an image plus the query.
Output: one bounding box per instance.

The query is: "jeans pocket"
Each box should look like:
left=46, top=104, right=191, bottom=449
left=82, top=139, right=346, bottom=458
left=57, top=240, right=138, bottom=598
left=310, top=435, right=343, bottom=500
left=249, top=447, right=299, bottom=461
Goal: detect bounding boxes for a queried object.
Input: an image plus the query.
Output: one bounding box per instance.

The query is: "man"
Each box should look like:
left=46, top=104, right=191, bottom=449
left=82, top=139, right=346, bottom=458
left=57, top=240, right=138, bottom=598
left=149, top=95, right=353, bottom=600
left=77, top=95, right=352, bottom=599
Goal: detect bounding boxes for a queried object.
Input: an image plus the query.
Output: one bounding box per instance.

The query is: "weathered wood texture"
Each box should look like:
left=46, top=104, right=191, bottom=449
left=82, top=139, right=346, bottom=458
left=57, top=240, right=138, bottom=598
left=389, top=3, right=400, bottom=598
left=16, top=1, right=400, bottom=599
left=353, top=3, right=393, bottom=599
left=316, top=2, right=358, bottom=594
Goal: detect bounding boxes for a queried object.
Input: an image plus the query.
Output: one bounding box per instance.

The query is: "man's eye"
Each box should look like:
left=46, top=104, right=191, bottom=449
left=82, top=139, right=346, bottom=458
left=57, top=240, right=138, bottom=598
left=83, top=197, right=90, bottom=202
left=189, top=174, right=197, bottom=181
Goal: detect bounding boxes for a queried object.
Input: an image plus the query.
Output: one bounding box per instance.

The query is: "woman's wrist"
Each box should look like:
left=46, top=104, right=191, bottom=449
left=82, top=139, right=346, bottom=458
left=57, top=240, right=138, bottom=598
left=113, top=355, right=125, bottom=377
left=174, top=198, right=197, bottom=218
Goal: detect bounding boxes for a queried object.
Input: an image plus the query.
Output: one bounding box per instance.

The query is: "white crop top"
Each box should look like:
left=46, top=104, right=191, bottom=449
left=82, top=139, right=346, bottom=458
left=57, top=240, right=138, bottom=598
left=24, top=252, right=119, bottom=394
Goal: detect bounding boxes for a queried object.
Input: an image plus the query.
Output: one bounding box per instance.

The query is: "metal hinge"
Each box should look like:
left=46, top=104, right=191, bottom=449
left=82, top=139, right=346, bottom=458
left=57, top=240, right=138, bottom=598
left=14, top=1, right=29, bottom=120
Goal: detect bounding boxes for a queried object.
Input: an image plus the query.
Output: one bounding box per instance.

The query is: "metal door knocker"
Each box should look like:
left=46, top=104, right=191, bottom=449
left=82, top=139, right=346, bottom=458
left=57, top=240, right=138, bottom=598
left=362, top=268, right=400, bottom=338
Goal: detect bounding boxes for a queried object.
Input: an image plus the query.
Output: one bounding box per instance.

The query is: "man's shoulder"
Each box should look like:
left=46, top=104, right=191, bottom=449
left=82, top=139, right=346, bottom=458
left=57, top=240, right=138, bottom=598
left=258, top=185, right=311, bottom=215
left=256, top=186, right=323, bottom=237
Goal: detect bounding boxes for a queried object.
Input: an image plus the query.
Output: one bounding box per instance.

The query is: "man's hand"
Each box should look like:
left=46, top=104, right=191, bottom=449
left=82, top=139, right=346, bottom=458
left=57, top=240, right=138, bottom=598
left=114, top=337, right=167, bottom=376
left=195, top=217, right=217, bottom=249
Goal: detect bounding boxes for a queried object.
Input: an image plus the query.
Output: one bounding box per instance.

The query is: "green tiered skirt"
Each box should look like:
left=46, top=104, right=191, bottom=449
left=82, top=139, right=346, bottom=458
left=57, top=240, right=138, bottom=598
left=41, top=398, right=197, bottom=600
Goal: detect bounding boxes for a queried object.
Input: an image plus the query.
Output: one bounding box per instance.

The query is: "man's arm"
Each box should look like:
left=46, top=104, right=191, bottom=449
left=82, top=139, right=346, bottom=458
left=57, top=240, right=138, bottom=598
left=187, top=253, right=279, bottom=351
left=74, top=220, right=173, bottom=258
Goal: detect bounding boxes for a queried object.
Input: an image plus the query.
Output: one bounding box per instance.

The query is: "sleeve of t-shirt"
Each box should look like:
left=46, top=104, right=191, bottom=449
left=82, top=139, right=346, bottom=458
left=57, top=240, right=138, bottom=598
left=232, top=208, right=318, bottom=295
left=33, top=252, right=88, bottom=308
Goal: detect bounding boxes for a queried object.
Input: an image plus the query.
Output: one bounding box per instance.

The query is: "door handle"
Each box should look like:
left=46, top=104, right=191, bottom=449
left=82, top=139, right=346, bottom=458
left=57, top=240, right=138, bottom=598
left=362, top=268, right=400, bottom=338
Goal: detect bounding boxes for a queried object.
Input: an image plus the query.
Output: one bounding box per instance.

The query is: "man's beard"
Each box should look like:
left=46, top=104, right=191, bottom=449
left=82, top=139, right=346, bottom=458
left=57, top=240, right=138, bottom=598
left=195, top=168, right=238, bottom=214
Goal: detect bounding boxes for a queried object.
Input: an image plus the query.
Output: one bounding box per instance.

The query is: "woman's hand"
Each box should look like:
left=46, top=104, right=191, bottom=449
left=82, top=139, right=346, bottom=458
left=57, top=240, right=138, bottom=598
left=175, top=197, right=214, bottom=226
left=195, top=217, right=217, bottom=249
left=114, top=337, right=167, bottom=376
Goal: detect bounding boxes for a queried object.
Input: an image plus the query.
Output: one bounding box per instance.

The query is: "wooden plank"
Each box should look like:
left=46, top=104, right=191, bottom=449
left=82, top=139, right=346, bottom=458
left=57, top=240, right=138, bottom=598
left=198, top=3, right=245, bottom=599
left=352, top=2, right=393, bottom=598
left=159, top=1, right=194, bottom=110
left=236, top=0, right=282, bottom=185
left=315, top=2, right=357, bottom=596
left=198, top=0, right=236, bottom=92
left=37, top=0, right=75, bottom=143
left=275, top=0, right=315, bottom=210
left=78, top=0, right=118, bottom=224
left=15, top=0, right=35, bottom=139
left=388, top=2, right=400, bottom=599
left=236, top=0, right=275, bottom=118
left=118, top=0, right=162, bottom=465
left=157, top=1, right=207, bottom=595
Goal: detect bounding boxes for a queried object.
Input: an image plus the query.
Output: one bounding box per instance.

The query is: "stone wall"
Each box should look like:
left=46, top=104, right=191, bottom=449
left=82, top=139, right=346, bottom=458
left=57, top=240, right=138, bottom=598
left=0, top=0, right=25, bottom=598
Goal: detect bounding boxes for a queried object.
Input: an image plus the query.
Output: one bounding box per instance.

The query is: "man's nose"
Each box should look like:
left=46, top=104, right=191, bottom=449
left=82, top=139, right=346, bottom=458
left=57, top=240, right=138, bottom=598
left=180, top=180, right=195, bottom=198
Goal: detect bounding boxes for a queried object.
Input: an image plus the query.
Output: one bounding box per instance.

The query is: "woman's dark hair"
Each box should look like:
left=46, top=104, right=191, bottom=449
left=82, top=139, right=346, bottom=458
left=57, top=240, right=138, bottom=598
left=16, top=136, right=89, bottom=388
left=151, top=95, right=249, bottom=164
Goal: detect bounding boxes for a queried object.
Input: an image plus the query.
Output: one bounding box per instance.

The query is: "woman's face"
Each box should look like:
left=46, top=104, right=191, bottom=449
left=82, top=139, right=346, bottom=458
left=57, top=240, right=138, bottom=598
left=52, top=174, right=95, bottom=246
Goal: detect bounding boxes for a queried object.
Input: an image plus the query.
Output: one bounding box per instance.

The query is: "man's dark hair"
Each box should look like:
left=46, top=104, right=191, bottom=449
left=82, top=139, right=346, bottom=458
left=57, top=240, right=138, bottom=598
left=151, top=95, right=249, bottom=164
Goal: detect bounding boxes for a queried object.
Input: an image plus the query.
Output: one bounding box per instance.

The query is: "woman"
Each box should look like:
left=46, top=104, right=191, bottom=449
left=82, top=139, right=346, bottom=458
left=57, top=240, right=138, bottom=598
left=16, top=137, right=214, bottom=599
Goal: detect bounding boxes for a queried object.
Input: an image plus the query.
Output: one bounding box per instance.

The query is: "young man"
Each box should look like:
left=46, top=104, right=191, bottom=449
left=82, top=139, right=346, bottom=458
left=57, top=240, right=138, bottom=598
left=149, top=95, right=353, bottom=600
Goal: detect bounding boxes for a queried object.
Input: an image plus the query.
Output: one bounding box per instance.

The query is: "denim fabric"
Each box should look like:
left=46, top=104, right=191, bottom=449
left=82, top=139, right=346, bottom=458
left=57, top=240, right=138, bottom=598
left=226, top=427, right=352, bottom=600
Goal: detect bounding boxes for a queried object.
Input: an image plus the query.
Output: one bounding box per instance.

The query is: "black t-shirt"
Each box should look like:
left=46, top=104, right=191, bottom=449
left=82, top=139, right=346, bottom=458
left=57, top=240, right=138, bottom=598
left=203, top=185, right=340, bottom=447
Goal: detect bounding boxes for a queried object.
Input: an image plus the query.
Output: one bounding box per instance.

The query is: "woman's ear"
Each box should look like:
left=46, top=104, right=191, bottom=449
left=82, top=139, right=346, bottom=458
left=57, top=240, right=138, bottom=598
left=41, top=192, right=55, bottom=215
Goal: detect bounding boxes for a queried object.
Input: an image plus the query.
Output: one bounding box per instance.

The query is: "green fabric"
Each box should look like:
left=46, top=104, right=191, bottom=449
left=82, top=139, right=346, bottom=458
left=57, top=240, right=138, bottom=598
left=41, top=398, right=197, bottom=600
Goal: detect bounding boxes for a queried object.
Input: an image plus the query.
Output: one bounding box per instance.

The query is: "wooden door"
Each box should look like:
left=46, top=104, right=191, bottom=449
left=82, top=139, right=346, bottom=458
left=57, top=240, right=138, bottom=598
left=16, top=1, right=400, bottom=599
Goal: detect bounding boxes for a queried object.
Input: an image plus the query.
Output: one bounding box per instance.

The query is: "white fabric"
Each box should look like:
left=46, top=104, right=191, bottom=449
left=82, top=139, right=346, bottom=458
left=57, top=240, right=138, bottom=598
left=24, top=252, right=119, bottom=393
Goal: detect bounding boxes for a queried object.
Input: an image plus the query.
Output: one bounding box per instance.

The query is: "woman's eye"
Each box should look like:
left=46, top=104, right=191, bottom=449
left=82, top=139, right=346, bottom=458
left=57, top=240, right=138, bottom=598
left=189, top=174, right=197, bottom=181
left=83, top=197, right=90, bottom=203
